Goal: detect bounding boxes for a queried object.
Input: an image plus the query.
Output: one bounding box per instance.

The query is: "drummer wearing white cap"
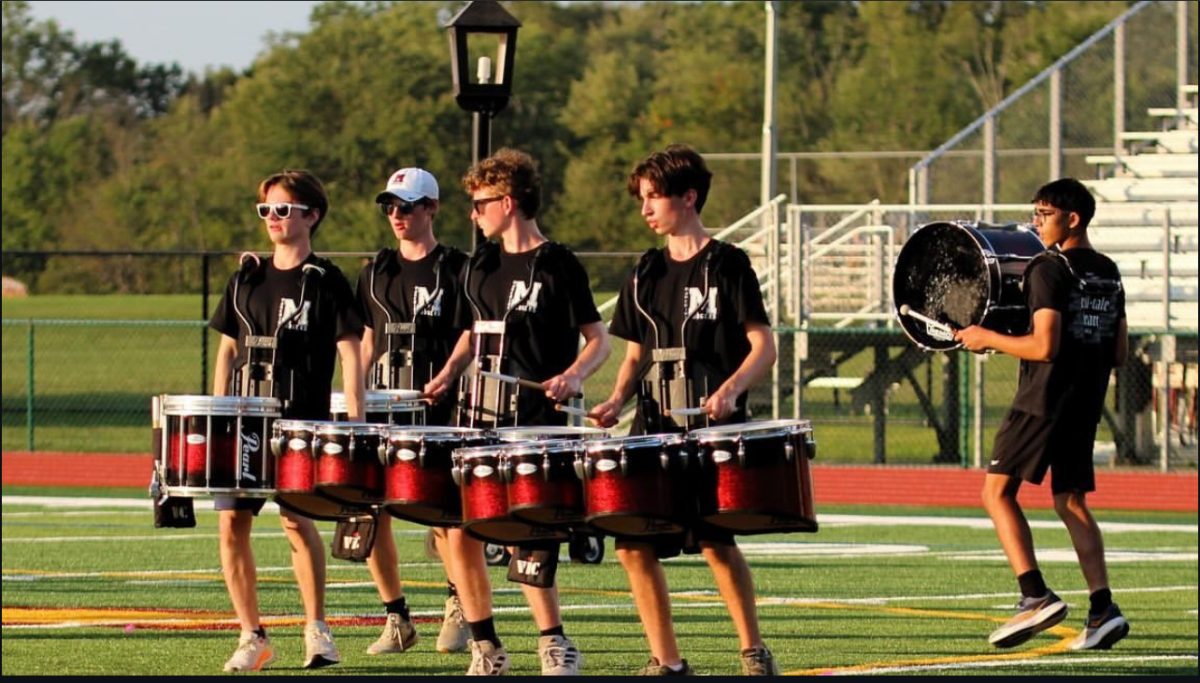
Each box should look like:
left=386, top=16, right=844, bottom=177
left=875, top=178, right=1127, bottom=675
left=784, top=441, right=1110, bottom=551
left=354, top=166, right=485, bottom=658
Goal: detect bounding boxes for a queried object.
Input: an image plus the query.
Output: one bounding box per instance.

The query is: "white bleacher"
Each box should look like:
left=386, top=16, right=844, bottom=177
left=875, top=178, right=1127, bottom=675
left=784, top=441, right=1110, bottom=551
left=1083, top=84, right=1198, bottom=331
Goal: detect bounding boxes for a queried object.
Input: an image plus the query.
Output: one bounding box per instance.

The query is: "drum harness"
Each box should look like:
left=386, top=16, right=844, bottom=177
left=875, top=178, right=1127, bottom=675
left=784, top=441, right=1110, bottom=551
left=460, top=243, right=544, bottom=428
left=231, top=251, right=325, bottom=414
left=366, top=247, right=447, bottom=392
left=632, top=245, right=724, bottom=432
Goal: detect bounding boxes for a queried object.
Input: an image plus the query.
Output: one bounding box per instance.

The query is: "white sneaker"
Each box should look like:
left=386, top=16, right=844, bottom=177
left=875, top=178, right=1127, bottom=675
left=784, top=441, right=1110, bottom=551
left=303, top=620, right=341, bottom=669
left=437, top=595, right=470, bottom=653
left=538, top=634, right=582, bottom=675
left=366, top=611, right=419, bottom=655
left=988, top=591, right=1068, bottom=648
left=223, top=631, right=275, bottom=672
left=466, top=639, right=510, bottom=676
left=1068, top=603, right=1130, bottom=651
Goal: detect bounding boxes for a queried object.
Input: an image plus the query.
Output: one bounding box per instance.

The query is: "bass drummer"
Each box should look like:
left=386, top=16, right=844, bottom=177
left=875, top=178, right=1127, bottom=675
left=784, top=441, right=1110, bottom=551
left=590, top=144, right=779, bottom=676
left=209, top=170, right=365, bottom=672
left=353, top=167, right=480, bottom=658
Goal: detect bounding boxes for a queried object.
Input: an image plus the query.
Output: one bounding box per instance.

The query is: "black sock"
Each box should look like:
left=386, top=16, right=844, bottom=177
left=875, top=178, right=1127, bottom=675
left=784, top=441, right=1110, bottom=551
left=468, top=617, right=501, bottom=648
left=447, top=580, right=458, bottom=598
left=254, top=626, right=267, bottom=639
left=385, top=597, right=410, bottom=620
left=1089, top=588, right=1113, bottom=614
left=1017, top=570, right=1048, bottom=598
left=539, top=625, right=565, bottom=638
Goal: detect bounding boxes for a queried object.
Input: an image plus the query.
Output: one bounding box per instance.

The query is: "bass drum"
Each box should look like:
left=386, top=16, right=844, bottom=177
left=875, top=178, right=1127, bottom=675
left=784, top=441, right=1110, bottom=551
left=892, top=221, right=1044, bottom=351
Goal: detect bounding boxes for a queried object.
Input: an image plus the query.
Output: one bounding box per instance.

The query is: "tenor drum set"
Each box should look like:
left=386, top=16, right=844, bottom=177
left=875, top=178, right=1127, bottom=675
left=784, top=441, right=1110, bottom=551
left=152, top=391, right=820, bottom=543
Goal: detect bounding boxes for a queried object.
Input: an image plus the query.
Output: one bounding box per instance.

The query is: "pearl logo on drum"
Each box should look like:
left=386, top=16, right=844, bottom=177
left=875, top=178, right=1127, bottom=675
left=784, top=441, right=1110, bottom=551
left=240, top=430, right=260, bottom=483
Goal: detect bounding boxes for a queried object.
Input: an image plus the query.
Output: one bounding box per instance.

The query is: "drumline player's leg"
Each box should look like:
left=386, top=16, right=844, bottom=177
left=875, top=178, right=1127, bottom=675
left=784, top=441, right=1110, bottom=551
left=700, top=541, right=764, bottom=651
left=366, top=514, right=404, bottom=603
left=279, top=509, right=328, bottom=624
left=615, top=541, right=684, bottom=666
left=219, top=509, right=261, bottom=632
left=445, top=530, right=493, bottom=620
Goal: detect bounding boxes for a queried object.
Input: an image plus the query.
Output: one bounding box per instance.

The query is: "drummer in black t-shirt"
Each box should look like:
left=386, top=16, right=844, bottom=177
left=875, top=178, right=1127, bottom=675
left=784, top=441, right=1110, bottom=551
left=353, top=167, right=479, bottom=656
left=589, top=144, right=779, bottom=676
left=956, top=177, right=1130, bottom=652
left=209, top=170, right=365, bottom=672
left=425, top=148, right=610, bottom=676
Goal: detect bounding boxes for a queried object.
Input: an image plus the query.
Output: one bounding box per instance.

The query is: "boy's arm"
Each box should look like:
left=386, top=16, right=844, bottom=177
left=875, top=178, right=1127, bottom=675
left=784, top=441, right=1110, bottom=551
left=955, top=308, right=1061, bottom=361
left=704, top=321, right=777, bottom=420
left=544, top=321, right=611, bottom=403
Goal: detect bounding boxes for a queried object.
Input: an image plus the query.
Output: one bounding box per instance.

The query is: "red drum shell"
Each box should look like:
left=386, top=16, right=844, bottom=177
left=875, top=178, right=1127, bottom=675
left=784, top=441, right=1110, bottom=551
left=314, top=423, right=384, bottom=507
left=382, top=427, right=484, bottom=527
left=455, top=445, right=566, bottom=544
left=582, top=434, right=692, bottom=537
left=273, top=420, right=366, bottom=521
left=158, top=395, right=278, bottom=497
left=504, top=440, right=585, bottom=526
left=692, top=420, right=818, bottom=534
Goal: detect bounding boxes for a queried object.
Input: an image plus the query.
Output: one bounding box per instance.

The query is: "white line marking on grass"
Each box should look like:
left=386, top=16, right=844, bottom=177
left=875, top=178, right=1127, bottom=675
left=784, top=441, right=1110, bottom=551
left=739, top=542, right=929, bottom=557
left=761, top=584, right=1196, bottom=607
left=815, top=654, right=1198, bottom=676
left=939, top=548, right=1199, bottom=563
left=5, top=498, right=1196, bottom=533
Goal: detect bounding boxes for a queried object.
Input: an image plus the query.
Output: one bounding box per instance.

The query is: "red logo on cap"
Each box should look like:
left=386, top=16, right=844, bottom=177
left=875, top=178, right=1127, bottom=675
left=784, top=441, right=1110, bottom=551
left=392, top=173, right=405, bottom=185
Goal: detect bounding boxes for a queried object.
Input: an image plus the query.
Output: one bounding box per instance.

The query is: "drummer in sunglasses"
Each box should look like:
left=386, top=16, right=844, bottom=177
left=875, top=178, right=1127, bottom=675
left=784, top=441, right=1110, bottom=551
left=209, top=170, right=366, bottom=672
left=955, top=177, right=1130, bottom=653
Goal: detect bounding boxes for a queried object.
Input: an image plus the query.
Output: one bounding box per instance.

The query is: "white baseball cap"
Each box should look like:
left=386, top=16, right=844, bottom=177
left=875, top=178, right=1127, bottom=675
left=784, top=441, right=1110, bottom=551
left=375, top=167, right=439, bottom=203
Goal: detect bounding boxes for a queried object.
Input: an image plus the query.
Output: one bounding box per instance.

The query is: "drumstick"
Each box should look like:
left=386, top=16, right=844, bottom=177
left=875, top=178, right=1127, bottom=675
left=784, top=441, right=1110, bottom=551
left=898, top=304, right=956, bottom=336
left=479, top=370, right=584, bottom=399
left=554, top=403, right=604, bottom=420
left=665, top=406, right=705, bottom=417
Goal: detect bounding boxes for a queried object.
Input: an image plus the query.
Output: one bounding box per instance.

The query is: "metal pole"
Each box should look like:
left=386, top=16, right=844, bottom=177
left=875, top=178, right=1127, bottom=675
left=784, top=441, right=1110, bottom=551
left=763, top=1, right=779, bottom=418
left=1178, top=1, right=1188, bottom=112
left=1049, top=69, right=1063, bottom=179
left=472, top=111, right=492, bottom=249
left=201, top=252, right=210, bottom=394
left=26, top=321, right=34, bottom=451
left=983, top=116, right=996, bottom=222
left=1114, top=21, right=1126, bottom=155
left=1162, top=210, right=1171, bottom=328
left=973, top=352, right=986, bottom=468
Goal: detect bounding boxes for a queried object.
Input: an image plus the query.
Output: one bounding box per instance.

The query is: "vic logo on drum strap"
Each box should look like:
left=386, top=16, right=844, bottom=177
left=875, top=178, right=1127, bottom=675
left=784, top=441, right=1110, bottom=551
left=683, top=287, right=718, bottom=321
left=276, top=298, right=311, bottom=331
left=506, top=280, right=542, bottom=314
left=412, top=286, right=443, bottom=317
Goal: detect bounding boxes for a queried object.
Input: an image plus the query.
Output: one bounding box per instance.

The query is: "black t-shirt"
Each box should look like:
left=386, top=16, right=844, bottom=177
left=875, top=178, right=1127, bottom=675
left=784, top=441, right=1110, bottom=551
left=455, top=241, right=602, bottom=426
left=209, top=254, right=364, bottom=420
left=1011, top=248, right=1126, bottom=421
left=609, top=240, right=769, bottom=422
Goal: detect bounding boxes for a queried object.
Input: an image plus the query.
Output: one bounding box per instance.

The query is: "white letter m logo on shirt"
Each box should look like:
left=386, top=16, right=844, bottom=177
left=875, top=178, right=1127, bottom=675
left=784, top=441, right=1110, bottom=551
left=506, top=281, right=542, bottom=314
left=413, top=286, right=443, bottom=317
left=684, top=287, right=718, bottom=320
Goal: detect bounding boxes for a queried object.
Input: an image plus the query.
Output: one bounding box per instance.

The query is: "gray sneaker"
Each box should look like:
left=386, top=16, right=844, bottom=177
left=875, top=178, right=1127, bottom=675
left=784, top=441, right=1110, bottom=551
left=638, top=657, right=693, bottom=675
left=467, top=639, right=510, bottom=676
left=740, top=646, right=779, bottom=676
left=223, top=632, right=275, bottom=672
left=1068, top=603, right=1130, bottom=651
left=302, top=620, right=341, bottom=669
left=989, top=591, right=1068, bottom=648
left=538, top=634, right=582, bottom=675
left=366, top=611, right=419, bottom=655
left=437, top=595, right=470, bottom=653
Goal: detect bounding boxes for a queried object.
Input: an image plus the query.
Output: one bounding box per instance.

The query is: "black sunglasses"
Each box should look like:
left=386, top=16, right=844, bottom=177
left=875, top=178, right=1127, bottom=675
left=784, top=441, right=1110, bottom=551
left=378, top=200, right=426, bottom=217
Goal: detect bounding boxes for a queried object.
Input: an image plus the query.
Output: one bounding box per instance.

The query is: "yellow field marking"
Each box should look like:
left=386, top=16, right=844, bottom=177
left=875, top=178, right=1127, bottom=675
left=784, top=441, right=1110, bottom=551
left=786, top=601, right=1076, bottom=675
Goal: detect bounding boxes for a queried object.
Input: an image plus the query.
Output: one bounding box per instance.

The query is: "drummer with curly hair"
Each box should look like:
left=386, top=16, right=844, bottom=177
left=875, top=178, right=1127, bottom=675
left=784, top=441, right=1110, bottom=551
left=590, top=143, right=779, bottom=676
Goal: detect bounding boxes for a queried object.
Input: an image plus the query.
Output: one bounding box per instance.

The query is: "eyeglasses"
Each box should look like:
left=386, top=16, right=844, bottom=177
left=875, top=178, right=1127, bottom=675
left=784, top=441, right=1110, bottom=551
left=1031, top=208, right=1064, bottom=221
left=471, top=195, right=505, bottom=214
left=256, top=202, right=310, bottom=220
left=378, top=200, right=425, bottom=217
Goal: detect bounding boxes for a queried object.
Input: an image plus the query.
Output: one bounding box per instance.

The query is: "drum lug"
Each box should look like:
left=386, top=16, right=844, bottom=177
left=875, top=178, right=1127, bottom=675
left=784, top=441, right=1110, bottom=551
left=270, top=435, right=284, bottom=457
left=573, top=454, right=586, bottom=481
left=659, top=449, right=669, bottom=471
left=377, top=442, right=388, bottom=466
left=418, top=438, right=427, bottom=469
left=737, top=439, right=746, bottom=468
left=500, top=457, right=513, bottom=483
left=543, top=453, right=552, bottom=482
left=451, top=462, right=463, bottom=487
left=805, top=433, right=817, bottom=460
left=785, top=440, right=794, bottom=463
left=619, top=450, right=628, bottom=477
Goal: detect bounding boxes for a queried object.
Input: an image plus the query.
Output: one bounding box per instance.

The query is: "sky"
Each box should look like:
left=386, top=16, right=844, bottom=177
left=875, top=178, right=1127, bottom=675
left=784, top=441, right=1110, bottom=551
left=24, top=1, right=326, bottom=75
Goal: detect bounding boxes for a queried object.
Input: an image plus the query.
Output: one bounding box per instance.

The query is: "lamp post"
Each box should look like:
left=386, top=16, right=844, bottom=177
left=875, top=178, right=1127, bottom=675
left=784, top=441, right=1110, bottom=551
left=445, top=0, right=521, bottom=248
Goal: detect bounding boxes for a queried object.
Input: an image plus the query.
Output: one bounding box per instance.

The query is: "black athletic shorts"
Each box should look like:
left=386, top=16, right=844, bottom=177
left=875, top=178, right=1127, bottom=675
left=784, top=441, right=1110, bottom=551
left=212, top=496, right=267, bottom=514
left=988, top=408, right=1097, bottom=494
left=613, top=521, right=736, bottom=560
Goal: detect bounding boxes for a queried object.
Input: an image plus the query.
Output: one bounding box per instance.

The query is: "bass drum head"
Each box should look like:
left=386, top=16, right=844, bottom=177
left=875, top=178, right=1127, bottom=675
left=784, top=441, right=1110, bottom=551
left=893, top=222, right=990, bottom=351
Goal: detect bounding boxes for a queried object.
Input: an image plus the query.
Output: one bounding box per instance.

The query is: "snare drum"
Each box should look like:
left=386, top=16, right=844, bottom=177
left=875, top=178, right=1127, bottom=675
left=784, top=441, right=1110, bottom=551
left=691, top=419, right=818, bottom=534
left=382, top=426, right=486, bottom=527
left=452, top=443, right=568, bottom=544
left=331, top=390, right=425, bottom=426
left=580, top=434, right=692, bottom=537
left=272, top=420, right=372, bottom=521
left=157, top=394, right=279, bottom=497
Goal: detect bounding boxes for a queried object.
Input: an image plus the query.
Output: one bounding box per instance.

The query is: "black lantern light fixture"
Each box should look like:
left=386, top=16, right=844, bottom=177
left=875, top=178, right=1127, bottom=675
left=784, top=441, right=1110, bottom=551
left=445, top=0, right=521, bottom=163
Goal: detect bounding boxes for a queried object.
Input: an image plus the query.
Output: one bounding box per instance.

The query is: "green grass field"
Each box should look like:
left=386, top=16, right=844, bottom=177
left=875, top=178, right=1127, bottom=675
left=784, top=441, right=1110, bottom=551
left=2, top=488, right=1196, bottom=677
left=3, top=294, right=1073, bottom=466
